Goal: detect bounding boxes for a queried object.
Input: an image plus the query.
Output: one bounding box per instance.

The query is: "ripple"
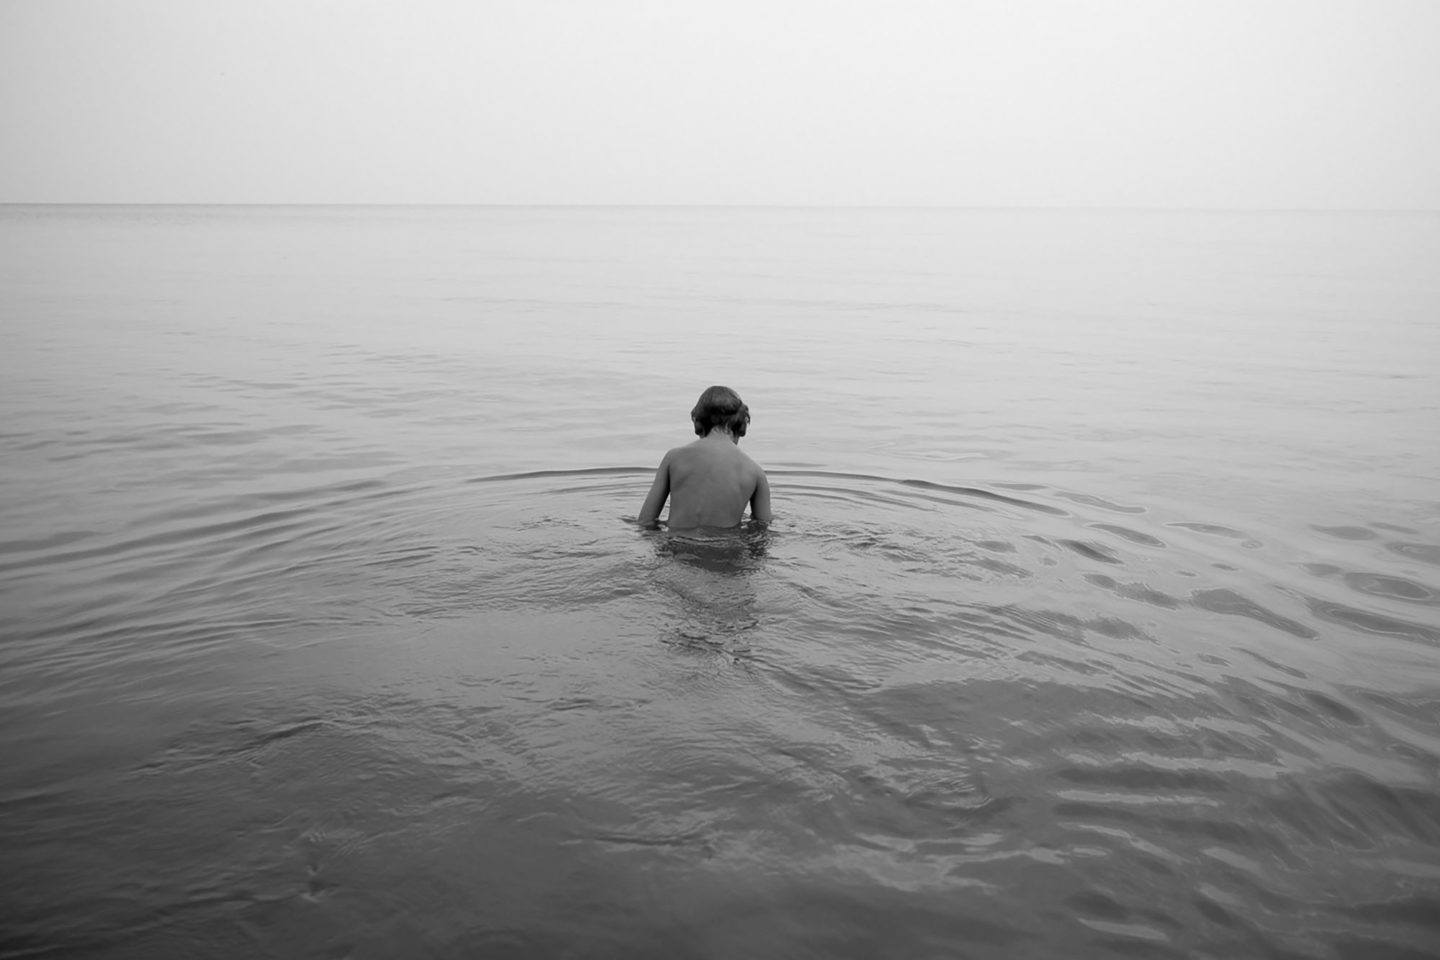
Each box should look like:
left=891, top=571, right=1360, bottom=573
left=1313, top=524, right=1378, bottom=540
left=1089, top=523, right=1167, bottom=547
left=1059, top=539, right=1123, bottom=565
left=1298, top=690, right=1364, bottom=726
left=894, top=477, right=1068, bottom=515
left=1055, top=491, right=1147, bottom=514
left=1190, top=588, right=1317, bottom=639
left=1057, top=761, right=1234, bottom=793
left=1169, top=521, right=1247, bottom=538
left=0, top=529, right=99, bottom=555
left=467, top=466, right=649, bottom=484
left=1343, top=894, right=1440, bottom=931
left=1053, top=799, right=1273, bottom=849
left=1305, top=597, right=1440, bottom=646
left=1387, top=541, right=1440, bottom=567
left=1302, top=770, right=1440, bottom=846
left=1372, top=522, right=1419, bottom=535
left=1084, top=574, right=1182, bottom=610
left=1343, top=572, right=1437, bottom=605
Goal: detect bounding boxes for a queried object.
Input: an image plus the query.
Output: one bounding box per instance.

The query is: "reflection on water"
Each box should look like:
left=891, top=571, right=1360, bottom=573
left=650, top=522, right=771, bottom=570
left=649, top=525, right=768, bottom=656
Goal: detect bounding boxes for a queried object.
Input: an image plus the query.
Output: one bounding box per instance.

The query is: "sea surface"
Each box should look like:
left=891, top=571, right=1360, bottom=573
left=2, top=205, right=1438, bottom=959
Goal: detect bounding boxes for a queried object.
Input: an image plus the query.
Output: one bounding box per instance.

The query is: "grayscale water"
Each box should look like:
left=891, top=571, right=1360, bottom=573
left=2, top=206, right=1438, bottom=959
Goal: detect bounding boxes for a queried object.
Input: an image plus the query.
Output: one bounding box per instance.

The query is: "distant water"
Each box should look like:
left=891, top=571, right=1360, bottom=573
left=2, top=205, right=1438, bottom=959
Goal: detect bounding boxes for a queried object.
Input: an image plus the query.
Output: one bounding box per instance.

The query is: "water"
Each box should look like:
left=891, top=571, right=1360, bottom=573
left=2, top=205, right=1438, bottom=959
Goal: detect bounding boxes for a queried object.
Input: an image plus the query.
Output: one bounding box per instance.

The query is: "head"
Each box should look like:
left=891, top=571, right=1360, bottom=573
left=691, top=385, right=750, bottom=438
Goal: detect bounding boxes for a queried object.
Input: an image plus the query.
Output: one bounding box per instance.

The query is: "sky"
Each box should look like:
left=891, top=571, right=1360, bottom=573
left=2, top=0, right=1437, bottom=207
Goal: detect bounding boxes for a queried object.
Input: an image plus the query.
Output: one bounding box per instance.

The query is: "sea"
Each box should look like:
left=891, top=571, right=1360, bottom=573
left=1, top=205, right=1438, bottom=959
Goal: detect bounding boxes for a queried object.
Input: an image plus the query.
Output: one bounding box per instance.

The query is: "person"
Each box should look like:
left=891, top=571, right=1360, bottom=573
left=638, top=385, right=772, bottom=529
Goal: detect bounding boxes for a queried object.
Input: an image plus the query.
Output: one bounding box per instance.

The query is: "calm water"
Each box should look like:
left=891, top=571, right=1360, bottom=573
left=2, top=205, right=1438, bottom=959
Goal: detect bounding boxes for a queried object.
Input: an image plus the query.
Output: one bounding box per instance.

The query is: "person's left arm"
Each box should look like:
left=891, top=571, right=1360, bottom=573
left=638, top=452, right=672, bottom=526
left=749, top=469, right=772, bottom=524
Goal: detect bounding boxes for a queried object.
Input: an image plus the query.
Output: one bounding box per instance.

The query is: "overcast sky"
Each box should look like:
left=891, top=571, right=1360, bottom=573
left=2, top=0, right=1437, bottom=207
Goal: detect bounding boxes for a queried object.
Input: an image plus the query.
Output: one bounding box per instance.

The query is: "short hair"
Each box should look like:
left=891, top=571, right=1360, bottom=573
left=691, top=385, right=750, bottom=437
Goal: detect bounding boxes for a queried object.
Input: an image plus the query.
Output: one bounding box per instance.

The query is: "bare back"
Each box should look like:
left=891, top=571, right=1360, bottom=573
left=639, top=433, right=771, bottom=529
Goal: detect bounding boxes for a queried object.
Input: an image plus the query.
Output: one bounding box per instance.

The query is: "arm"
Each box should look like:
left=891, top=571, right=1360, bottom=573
left=638, top=453, right=672, bottom=526
left=749, top=470, right=772, bottom=524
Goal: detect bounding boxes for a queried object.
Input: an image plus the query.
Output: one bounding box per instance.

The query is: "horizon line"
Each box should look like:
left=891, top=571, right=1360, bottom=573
left=1, top=201, right=1436, bottom=214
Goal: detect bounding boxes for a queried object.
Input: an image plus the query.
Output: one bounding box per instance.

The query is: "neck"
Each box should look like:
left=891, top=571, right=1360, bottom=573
left=702, top=429, right=738, bottom=445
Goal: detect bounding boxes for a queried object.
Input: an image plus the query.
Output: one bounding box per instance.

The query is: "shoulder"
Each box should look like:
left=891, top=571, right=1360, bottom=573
left=659, top=445, right=692, bottom=469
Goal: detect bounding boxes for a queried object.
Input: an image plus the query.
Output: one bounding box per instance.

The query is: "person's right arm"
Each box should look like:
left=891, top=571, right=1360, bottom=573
left=749, top=469, right=772, bottom=524
left=638, top=452, right=672, bottom=526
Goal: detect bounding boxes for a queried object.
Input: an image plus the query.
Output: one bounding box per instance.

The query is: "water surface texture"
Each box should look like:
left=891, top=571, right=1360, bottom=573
left=2, top=206, right=1439, bottom=959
